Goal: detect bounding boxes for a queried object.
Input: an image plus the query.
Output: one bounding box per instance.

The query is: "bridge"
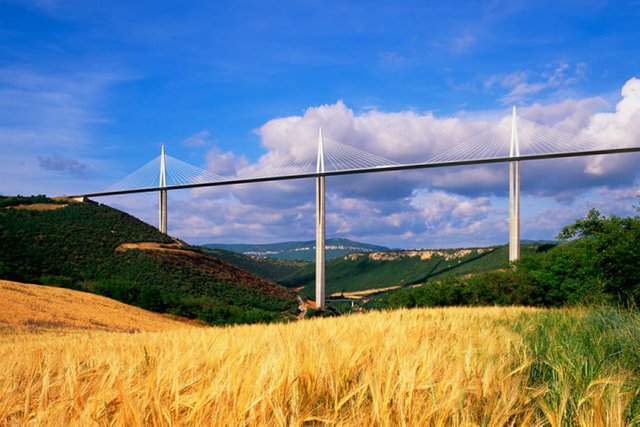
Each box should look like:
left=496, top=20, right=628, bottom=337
left=70, top=108, right=640, bottom=308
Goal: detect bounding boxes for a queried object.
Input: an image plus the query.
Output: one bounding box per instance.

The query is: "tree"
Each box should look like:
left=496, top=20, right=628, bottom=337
left=558, top=208, right=640, bottom=305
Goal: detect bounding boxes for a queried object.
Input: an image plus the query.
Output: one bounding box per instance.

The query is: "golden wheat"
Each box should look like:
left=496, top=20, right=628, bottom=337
left=0, top=306, right=635, bottom=426
left=0, top=280, right=191, bottom=334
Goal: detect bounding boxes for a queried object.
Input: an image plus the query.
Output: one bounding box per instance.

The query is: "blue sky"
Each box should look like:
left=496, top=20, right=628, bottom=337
left=1, top=0, right=640, bottom=248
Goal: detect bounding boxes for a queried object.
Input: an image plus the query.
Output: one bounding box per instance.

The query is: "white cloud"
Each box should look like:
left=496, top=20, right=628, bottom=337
left=486, top=62, right=588, bottom=105
left=520, top=97, right=608, bottom=133
left=568, top=78, right=640, bottom=187
left=409, top=189, right=497, bottom=235
left=205, top=146, right=248, bottom=177
left=253, top=100, right=492, bottom=166
left=431, top=166, right=506, bottom=193
left=182, top=130, right=212, bottom=147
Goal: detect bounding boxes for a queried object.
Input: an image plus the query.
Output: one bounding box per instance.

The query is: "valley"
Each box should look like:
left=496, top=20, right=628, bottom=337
left=279, top=243, right=546, bottom=299
left=205, top=238, right=389, bottom=262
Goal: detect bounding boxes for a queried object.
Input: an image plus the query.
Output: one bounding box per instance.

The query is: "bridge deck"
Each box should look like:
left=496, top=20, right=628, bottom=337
left=70, top=146, right=640, bottom=198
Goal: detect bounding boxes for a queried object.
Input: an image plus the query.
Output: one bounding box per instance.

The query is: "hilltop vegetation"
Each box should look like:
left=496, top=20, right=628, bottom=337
left=0, top=196, right=297, bottom=325
left=205, top=238, right=389, bottom=261
left=1, top=306, right=638, bottom=424
left=0, top=194, right=66, bottom=209
left=373, top=207, right=640, bottom=310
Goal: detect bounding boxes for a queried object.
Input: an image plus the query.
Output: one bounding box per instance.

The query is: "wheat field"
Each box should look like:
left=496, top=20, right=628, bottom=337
left=0, top=280, right=192, bottom=333
left=1, top=306, right=638, bottom=426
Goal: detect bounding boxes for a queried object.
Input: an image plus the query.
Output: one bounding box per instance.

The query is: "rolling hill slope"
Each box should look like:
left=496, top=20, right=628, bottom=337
left=282, top=244, right=549, bottom=298
left=0, top=279, right=193, bottom=333
left=205, top=238, right=389, bottom=261
left=0, top=196, right=298, bottom=325
left=200, top=247, right=308, bottom=282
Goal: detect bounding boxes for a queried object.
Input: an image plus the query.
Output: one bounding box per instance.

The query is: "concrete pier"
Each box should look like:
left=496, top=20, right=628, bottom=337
left=315, top=175, right=326, bottom=308
left=509, top=107, right=520, bottom=262
left=315, top=128, right=326, bottom=309
left=159, top=189, right=167, bottom=234
left=159, top=145, right=168, bottom=234
left=509, top=160, right=520, bottom=262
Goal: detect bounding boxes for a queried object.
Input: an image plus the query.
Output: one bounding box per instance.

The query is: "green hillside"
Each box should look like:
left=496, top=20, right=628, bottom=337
left=200, top=247, right=308, bottom=282
left=282, top=244, right=547, bottom=298
left=369, top=207, right=640, bottom=310
left=205, top=238, right=389, bottom=261
left=0, top=196, right=297, bottom=325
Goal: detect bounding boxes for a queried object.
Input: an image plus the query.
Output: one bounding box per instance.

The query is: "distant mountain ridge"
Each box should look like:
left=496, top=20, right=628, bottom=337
left=204, top=238, right=390, bottom=261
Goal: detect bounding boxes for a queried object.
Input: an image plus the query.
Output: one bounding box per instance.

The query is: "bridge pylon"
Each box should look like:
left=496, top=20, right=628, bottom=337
left=315, top=128, right=326, bottom=309
left=509, top=107, right=520, bottom=263
left=159, top=145, right=168, bottom=234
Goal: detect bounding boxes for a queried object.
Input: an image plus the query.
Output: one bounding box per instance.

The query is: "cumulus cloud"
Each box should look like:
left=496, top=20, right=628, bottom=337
left=205, top=146, right=248, bottom=177
left=177, top=185, right=316, bottom=243
left=430, top=166, right=506, bottom=194
left=520, top=97, right=608, bottom=133
left=409, top=189, right=497, bottom=235
left=581, top=78, right=640, bottom=177
left=252, top=100, right=491, bottom=167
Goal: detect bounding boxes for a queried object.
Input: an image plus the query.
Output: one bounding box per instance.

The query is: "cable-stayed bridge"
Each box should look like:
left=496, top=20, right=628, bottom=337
left=70, top=108, right=640, bottom=308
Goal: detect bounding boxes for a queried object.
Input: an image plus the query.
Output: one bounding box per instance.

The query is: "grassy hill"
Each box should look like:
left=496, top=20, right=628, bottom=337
left=367, top=209, right=640, bottom=311
left=281, top=244, right=548, bottom=298
left=0, top=279, right=193, bottom=333
left=0, top=196, right=297, bottom=325
left=200, top=247, right=308, bottom=282
left=205, top=238, right=389, bottom=261
left=2, top=306, right=638, bottom=424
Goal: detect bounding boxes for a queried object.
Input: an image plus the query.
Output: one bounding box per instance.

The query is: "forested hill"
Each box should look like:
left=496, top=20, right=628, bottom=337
left=200, top=247, right=308, bottom=282
left=0, top=196, right=298, bottom=325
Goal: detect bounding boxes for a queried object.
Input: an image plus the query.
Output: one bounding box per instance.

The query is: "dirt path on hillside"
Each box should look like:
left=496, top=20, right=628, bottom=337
left=10, top=203, right=67, bottom=211
left=330, top=285, right=402, bottom=299
left=115, top=241, right=199, bottom=256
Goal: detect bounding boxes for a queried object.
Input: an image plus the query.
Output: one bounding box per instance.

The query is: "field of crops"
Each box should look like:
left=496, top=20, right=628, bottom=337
left=1, top=306, right=638, bottom=425
left=0, top=280, right=191, bottom=333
